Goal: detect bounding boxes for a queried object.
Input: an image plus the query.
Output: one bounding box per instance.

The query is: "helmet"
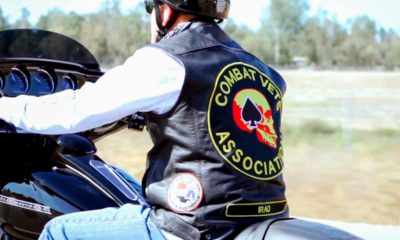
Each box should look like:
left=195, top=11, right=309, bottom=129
left=145, top=0, right=230, bottom=41
left=159, top=0, right=230, bottom=20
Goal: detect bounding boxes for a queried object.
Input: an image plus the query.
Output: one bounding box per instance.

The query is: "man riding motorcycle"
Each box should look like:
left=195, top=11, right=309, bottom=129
left=0, top=0, right=289, bottom=239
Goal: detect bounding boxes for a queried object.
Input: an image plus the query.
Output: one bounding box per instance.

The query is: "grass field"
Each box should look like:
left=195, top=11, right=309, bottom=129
left=96, top=70, right=400, bottom=225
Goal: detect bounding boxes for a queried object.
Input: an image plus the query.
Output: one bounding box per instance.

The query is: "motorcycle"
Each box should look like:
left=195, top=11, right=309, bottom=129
left=0, top=29, right=362, bottom=240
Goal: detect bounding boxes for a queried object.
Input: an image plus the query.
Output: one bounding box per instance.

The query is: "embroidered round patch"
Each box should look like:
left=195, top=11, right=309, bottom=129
left=167, top=173, right=203, bottom=213
left=208, top=62, right=284, bottom=181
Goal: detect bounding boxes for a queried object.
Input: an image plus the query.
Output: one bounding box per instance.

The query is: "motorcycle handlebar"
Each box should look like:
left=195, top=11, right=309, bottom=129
left=0, top=113, right=144, bottom=141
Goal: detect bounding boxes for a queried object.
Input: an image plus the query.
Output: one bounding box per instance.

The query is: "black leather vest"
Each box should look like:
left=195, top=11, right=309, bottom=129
left=142, top=22, right=288, bottom=240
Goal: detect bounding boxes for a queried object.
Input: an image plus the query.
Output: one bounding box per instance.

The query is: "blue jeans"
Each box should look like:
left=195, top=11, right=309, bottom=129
left=39, top=167, right=166, bottom=240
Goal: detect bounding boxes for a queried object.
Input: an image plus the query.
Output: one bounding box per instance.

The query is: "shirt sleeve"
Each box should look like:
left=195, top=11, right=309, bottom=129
left=0, top=46, right=185, bottom=134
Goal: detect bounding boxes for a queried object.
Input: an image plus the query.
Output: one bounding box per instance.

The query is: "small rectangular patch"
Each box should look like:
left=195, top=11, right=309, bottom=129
left=225, top=200, right=287, bottom=217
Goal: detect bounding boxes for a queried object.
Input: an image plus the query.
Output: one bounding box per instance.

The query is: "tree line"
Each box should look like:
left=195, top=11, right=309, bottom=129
left=1, top=0, right=399, bottom=70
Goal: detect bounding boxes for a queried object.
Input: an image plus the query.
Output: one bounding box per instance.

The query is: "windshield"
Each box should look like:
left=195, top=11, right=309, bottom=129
left=0, top=29, right=100, bottom=71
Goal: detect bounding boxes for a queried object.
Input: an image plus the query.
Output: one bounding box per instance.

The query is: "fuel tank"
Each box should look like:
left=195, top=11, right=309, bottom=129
left=0, top=133, right=119, bottom=239
left=0, top=170, right=118, bottom=238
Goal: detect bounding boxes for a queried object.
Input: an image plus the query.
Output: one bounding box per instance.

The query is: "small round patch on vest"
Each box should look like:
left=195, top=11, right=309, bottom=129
left=208, top=62, right=284, bottom=181
left=167, top=173, right=203, bottom=213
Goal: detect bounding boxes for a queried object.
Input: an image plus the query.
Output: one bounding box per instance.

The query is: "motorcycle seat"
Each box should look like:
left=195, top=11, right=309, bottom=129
left=234, top=218, right=363, bottom=240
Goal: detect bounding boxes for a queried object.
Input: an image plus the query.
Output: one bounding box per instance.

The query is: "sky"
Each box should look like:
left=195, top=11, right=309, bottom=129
left=0, top=0, right=399, bottom=33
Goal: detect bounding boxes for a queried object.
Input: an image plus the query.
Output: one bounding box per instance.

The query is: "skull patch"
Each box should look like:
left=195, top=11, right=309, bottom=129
left=233, top=89, right=278, bottom=149
left=208, top=62, right=284, bottom=180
